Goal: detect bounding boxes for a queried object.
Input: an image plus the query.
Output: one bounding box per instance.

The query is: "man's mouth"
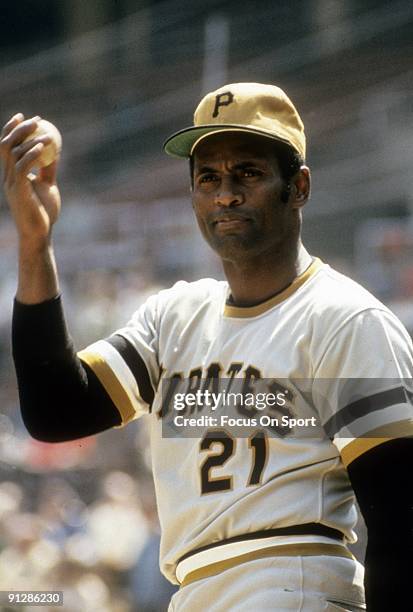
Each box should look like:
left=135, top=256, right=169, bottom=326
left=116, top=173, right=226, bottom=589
left=212, top=214, right=251, bottom=227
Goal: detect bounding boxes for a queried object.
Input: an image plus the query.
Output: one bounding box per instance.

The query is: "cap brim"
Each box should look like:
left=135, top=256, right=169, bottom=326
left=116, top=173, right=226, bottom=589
left=163, top=124, right=297, bottom=159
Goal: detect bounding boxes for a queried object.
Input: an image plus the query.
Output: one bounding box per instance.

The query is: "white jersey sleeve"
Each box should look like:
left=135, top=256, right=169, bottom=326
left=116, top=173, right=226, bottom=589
left=312, top=307, right=413, bottom=466
left=77, top=290, right=162, bottom=424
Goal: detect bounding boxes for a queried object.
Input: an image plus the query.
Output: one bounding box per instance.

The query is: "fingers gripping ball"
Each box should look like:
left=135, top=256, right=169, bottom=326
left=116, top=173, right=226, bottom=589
left=24, top=119, right=62, bottom=168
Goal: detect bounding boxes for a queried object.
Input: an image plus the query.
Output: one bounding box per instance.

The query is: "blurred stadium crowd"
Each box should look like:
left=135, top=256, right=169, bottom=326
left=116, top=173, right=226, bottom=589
left=0, top=0, right=412, bottom=609
left=0, top=276, right=177, bottom=611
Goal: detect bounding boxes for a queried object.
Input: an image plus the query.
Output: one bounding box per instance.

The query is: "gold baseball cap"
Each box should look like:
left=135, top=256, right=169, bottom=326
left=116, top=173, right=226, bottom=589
left=163, top=82, right=306, bottom=159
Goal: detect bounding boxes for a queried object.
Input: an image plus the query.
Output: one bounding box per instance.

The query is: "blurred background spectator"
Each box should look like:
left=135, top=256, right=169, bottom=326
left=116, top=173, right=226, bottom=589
left=0, top=0, right=412, bottom=609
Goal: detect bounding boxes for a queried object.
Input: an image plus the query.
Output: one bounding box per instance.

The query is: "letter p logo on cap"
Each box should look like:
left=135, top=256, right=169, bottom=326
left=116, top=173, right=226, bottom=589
left=212, top=91, right=234, bottom=117
left=163, top=83, right=306, bottom=160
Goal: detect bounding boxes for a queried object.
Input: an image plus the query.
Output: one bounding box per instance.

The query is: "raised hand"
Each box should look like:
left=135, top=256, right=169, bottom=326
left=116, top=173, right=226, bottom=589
left=1, top=113, right=61, bottom=250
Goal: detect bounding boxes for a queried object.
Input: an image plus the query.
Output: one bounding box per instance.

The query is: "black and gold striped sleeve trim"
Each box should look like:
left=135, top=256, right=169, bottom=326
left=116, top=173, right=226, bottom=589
left=78, top=348, right=137, bottom=425
left=324, top=387, right=410, bottom=438
left=340, top=420, right=413, bottom=467
left=78, top=335, right=155, bottom=424
left=106, top=335, right=155, bottom=407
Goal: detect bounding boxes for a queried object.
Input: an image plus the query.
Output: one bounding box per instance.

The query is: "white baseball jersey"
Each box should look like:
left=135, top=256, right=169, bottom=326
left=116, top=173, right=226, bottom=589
left=78, top=257, right=413, bottom=584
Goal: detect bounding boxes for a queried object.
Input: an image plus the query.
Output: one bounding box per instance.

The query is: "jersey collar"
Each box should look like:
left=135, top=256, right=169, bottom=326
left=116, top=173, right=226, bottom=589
left=223, top=258, right=323, bottom=318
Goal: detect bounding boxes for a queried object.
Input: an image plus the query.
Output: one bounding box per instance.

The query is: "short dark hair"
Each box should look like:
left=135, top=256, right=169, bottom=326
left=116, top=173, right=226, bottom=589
left=273, top=141, right=304, bottom=203
left=189, top=138, right=304, bottom=202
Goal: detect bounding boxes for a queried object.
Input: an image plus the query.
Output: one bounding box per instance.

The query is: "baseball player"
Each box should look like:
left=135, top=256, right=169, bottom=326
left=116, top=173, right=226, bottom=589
left=2, top=83, right=413, bottom=611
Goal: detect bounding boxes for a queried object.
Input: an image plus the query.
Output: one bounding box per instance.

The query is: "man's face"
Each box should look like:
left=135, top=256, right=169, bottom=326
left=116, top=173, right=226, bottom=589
left=191, top=132, right=300, bottom=264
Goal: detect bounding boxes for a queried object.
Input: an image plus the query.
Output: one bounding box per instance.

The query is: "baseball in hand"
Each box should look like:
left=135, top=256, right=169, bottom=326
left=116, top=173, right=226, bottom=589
left=24, top=119, right=62, bottom=168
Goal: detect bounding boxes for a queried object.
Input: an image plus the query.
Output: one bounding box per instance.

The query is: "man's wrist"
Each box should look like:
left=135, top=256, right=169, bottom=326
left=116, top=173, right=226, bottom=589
left=17, top=232, right=53, bottom=256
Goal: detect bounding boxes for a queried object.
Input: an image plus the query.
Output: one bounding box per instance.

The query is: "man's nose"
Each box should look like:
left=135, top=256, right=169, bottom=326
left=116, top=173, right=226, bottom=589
left=214, top=176, right=244, bottom=207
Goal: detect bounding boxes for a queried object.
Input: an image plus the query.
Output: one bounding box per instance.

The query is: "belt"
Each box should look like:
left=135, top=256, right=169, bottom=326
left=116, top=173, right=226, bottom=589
left=176, top=523, right=353, bottom=587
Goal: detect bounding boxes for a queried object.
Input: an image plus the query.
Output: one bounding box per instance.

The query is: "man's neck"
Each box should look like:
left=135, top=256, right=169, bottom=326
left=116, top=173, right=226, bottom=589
left=224, top=244, right=312, bottom=307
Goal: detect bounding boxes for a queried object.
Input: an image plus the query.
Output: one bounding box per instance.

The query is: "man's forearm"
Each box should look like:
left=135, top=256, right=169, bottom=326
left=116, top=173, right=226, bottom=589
left=363, top=534, right=410, bottom=611
left=13, top=296, right=121, bottom=441
left=347, top=438, right=413, bottom=610
left=16, top=242, right=59, bottom=304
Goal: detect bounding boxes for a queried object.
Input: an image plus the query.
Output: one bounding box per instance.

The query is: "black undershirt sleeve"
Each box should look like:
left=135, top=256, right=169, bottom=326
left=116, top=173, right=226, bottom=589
left=12, top=296, right=122, bottom=442
left=347, top=437, right=413, bottom=611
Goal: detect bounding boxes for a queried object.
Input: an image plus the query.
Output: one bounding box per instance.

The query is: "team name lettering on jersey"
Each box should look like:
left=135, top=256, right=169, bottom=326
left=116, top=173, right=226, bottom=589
left=157, top=361, right=294, bottom=436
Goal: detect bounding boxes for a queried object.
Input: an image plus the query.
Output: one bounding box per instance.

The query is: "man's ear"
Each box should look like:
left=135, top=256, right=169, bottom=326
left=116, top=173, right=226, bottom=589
left=291, top=166, right=311, bottom=208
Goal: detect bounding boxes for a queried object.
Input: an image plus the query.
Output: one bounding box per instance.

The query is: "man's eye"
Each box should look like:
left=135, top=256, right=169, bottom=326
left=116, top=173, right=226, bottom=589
left=199, top=174, right=218, bottom=183
left=241, top=169, right=262, bottom=177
